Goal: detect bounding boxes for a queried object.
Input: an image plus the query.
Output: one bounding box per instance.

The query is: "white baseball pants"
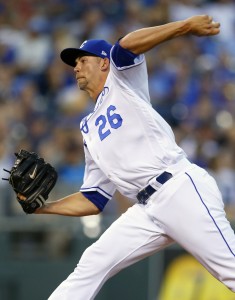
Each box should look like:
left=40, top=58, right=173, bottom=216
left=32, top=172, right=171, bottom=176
left=48, top=164, right=235, bottom=299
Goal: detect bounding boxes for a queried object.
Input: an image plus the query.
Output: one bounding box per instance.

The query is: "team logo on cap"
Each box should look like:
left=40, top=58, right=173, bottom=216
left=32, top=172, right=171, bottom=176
left=80, top=40, right=87, bottom=49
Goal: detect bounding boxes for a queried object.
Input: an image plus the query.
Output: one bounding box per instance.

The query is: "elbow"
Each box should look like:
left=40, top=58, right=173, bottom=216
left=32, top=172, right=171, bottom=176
left=92, top=206, right=101, bottom=215
left=88, top=201, right=102, bottom=215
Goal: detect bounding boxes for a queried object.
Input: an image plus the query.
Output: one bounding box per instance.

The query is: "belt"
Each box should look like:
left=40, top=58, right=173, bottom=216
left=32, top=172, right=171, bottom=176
left=137, top=171, right=173, bottom=204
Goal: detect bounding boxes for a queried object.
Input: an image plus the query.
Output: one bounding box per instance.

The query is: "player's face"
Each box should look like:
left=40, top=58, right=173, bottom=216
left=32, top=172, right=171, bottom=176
left=74, top=56, right=102, bottom=92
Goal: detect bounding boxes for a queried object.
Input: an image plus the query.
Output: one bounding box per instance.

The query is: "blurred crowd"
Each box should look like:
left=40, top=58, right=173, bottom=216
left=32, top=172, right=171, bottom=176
left=0, top=0, right=235, bottom=220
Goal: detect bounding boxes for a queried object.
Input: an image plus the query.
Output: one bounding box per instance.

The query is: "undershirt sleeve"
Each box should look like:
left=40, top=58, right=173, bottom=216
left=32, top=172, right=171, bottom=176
left=81, top=191, right=109, bottom=211
left=111, top=41, right=139, bottom=68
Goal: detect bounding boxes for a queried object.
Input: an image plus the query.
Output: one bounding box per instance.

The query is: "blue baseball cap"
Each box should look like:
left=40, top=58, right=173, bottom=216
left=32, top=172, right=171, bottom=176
left=60, top=39, right=112, bottom=67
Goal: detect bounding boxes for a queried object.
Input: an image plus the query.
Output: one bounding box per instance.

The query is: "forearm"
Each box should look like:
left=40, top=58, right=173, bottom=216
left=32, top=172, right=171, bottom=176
left=35, top=192, right=100, bottom=216
left=120, top=15, right=220, bottom=54
left=120, top=20, right=189, bottom=54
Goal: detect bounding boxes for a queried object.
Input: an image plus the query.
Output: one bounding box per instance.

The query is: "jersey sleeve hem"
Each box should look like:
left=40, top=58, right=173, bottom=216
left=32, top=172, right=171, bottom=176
left=80, top=186, right=113, bottom=199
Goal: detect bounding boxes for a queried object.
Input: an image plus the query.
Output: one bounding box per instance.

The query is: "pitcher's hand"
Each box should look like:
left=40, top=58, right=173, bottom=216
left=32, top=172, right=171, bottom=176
left=187, top=15, right=220, bottom=36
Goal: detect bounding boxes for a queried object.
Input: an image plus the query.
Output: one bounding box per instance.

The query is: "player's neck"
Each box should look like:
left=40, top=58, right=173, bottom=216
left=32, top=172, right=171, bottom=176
left=89, top=77, right=108, bottom=101
left=86, top=86, right=103, bottom=102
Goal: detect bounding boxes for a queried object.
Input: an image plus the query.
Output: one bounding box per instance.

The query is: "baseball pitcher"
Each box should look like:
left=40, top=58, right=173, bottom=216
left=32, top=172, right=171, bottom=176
left=5, top=15, right=235, bottom=299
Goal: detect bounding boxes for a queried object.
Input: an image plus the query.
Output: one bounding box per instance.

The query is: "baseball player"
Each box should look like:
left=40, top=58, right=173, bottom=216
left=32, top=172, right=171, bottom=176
left=34, top=15, right=235, bottom=299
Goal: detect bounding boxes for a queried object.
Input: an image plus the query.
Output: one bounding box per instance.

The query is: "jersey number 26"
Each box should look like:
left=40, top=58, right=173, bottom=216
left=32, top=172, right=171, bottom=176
left=95, top=105, right=123, bottom=141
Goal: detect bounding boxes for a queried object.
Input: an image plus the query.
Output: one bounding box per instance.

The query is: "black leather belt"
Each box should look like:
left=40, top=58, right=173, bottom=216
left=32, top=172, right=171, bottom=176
left=137, top=171, right=173, bottom=204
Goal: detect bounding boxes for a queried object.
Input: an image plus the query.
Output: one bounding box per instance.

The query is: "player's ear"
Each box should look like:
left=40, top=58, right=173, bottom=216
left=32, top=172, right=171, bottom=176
left=100, top=58, right=110, bottom=71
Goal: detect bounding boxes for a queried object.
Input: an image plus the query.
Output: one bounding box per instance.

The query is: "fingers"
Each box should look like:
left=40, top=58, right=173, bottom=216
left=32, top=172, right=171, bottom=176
left=207, top=15, right=213, bottom=23
left=17, top=193, right=26, bottom=201
left=192, top=15, right=220, bottom=36
left=212, top=21, right=220, bottom=28
left=207, top=15, right=220, bottom=29
left=209, top=18, right=220, bottom=35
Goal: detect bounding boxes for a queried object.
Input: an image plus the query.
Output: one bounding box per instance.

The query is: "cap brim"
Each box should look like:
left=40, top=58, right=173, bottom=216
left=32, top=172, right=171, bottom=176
left=60, top=48, right=98, bottom=67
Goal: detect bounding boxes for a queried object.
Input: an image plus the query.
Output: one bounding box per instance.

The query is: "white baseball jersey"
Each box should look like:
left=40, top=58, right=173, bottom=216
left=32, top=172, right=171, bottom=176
left=49, top=42, right=235, bottom=300
left=80, top=44, right=186, bottom=207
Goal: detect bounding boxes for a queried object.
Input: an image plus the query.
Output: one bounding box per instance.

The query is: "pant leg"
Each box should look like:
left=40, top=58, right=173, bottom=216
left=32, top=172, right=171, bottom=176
left=48, top=204, right=174, bottom=300
left=146, top=165, right=235, bottom=292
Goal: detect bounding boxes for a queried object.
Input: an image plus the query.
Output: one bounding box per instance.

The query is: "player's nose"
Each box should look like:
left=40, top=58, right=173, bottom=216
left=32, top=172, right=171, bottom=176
left=74, top=61, right=81, bottom=72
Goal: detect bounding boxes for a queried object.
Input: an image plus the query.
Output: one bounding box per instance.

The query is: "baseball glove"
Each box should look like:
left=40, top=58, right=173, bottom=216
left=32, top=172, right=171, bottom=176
left=3, top=149, right=58, bottom=214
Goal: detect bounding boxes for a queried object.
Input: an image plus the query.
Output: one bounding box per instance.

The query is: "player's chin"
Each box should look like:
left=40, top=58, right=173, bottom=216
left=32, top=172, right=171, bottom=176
left=77, top=81, right=87, bottom=91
